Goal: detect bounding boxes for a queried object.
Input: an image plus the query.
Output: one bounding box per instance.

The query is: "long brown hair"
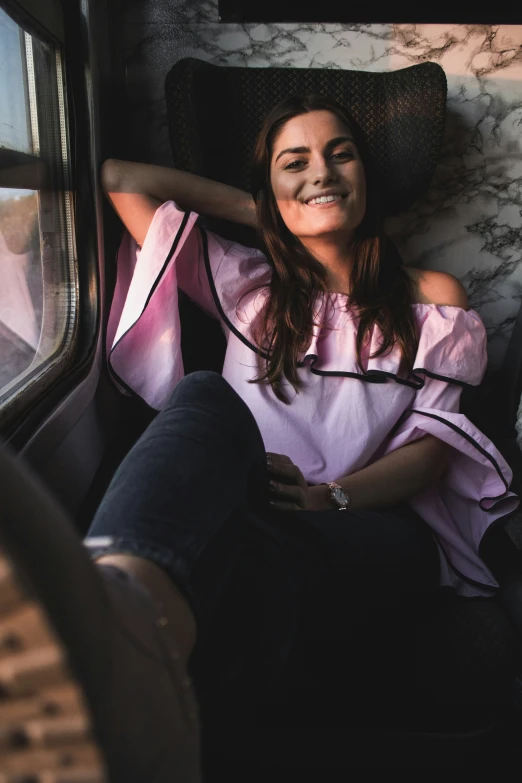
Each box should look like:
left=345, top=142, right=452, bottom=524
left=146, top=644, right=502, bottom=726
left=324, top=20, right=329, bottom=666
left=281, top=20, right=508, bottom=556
left=246, top=93, right=419, bottom=404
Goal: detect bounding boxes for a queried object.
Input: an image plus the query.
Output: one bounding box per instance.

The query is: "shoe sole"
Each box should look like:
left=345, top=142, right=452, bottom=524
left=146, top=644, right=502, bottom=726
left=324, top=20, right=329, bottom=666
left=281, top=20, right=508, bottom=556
left=0, top=552, right=108, bottom=783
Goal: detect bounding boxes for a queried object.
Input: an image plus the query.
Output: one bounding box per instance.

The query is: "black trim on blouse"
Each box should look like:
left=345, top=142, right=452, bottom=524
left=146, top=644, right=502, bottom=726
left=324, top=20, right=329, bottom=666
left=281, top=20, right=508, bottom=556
left=408, top=409, right=510, bottom=509
left=111, top=211, right=191, bottom=356
left=200, top=227, right=479, bottom=390
left=436, top=541, right=499, bottom=593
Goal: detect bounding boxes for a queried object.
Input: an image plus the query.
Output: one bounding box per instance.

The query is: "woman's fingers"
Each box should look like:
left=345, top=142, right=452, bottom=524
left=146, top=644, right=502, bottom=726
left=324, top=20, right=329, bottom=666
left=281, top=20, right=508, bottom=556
left=266, top=453, right=311, bottom=510
left=268, top=479, right=306, bottom=510
left=266, top=452, right=291, bottom=465
left=267, top=460, right=299, bottom=483
left=267, top=455, right=308, bottom=491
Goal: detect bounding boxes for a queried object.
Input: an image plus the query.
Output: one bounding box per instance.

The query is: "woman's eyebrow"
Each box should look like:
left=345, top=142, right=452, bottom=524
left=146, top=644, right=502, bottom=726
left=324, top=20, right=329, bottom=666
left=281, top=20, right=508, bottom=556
left=274, top=135, right=354, bottom=163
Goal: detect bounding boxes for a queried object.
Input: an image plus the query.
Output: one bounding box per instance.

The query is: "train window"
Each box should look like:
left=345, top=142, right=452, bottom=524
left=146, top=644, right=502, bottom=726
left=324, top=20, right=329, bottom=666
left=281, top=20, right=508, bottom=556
left=0, top=5, right=76, bottom=420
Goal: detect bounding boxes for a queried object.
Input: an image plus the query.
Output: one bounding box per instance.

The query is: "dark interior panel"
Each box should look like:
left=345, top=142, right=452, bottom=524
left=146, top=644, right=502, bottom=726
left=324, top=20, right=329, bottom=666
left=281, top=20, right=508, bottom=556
left=218, top=0, right=521, bottom=24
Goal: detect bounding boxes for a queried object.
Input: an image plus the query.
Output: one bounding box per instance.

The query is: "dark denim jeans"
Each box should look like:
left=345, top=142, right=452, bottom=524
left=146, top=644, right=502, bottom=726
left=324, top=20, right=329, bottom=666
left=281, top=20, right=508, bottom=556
left=85, top=371, right=440, bottom=727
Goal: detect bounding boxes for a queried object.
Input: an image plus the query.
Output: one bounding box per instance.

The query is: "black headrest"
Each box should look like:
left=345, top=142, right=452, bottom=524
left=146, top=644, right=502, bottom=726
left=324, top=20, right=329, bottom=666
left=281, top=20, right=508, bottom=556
left=165, top=58, right=447, bottom=217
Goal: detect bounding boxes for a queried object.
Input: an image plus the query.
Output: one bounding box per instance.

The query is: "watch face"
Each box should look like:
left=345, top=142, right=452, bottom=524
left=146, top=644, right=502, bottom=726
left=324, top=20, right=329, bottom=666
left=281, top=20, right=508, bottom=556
left=332, top=486, right=346, bottom=505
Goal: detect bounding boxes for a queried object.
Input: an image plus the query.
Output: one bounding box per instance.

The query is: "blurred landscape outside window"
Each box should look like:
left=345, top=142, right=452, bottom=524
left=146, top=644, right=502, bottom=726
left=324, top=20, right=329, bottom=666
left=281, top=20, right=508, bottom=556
left=0, top=6, right=76, bottom=417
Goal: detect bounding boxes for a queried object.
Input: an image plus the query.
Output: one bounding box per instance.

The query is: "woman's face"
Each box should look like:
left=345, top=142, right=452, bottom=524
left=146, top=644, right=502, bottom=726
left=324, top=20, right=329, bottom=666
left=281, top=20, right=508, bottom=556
left=269, top=110, right=366, bottom=245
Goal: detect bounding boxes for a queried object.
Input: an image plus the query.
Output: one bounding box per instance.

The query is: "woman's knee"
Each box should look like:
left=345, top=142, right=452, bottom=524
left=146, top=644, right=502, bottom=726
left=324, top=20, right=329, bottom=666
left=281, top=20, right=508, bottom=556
left=165, top=372, right=262, bottom=443
left=158, top=372, right=266, bottom=473
left=167, top=371, right=235, bottom=409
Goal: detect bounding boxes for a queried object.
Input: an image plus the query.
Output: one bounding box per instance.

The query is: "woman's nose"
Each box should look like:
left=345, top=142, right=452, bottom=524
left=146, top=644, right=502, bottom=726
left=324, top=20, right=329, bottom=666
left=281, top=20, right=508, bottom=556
left=312, top=158, right=336, bottom=183
left=313, top=169, right=336, bottom=185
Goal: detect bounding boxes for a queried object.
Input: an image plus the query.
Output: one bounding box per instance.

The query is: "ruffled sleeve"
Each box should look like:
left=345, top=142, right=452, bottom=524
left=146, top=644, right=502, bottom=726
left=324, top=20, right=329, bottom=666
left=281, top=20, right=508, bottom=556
left=381, top=305, right=520, bottom=597
left=410, top=304, right=488, bottom=387
left=107, top=200, right=269, bottom=410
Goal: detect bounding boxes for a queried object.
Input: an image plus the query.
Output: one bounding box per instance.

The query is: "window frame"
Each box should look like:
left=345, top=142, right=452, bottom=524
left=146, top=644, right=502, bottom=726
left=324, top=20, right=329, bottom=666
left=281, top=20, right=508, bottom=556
left=1, top=0, right=63, bottom=44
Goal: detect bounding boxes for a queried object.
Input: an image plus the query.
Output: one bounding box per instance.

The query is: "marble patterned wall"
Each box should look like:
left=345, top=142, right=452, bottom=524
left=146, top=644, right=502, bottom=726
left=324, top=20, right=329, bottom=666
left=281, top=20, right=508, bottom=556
left=122, top=0, right=522, bottom=374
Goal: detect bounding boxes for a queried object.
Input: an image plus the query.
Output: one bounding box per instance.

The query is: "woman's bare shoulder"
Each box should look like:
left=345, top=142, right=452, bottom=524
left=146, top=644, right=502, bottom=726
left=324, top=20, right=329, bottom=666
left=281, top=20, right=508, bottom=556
left=402, top=266, right=468, bottom=309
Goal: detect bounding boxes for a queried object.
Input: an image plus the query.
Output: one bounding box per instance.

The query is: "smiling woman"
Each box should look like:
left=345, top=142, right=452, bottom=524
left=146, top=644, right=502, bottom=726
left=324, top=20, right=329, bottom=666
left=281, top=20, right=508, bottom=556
left=98, top=86, right=519, bottom=597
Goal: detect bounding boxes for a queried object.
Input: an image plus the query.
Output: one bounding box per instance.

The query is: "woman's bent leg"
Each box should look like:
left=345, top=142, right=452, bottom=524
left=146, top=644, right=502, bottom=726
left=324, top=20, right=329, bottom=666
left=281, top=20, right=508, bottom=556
left=85, top=374, right=322, bottom=741
left=254, top=503, right=442, bottom=728
left=85, top=371, right=270, bottom=637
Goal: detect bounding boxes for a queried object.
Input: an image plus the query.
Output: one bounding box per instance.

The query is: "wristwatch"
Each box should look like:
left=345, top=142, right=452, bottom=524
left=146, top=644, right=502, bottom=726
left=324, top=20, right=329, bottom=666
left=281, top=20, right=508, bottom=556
left=322, top=481, right=350, bottom=511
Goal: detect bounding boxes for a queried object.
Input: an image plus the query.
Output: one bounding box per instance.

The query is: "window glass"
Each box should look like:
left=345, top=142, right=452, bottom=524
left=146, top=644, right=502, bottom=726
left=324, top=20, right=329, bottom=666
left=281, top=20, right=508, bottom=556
left=0, top=10, right=30, bottom=152
left=0, top=6, right=76, bottom=417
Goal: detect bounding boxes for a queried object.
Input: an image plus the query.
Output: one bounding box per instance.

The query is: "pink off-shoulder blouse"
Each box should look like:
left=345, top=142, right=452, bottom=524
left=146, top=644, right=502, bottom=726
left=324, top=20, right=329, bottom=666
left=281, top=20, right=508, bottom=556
left=107, top=201, right=520, bottom=598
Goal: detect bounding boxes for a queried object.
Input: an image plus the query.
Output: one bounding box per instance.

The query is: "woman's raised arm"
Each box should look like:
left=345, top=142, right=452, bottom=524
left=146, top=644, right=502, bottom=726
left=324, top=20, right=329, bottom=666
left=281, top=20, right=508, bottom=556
left=101, top=158, right=257, bottom=247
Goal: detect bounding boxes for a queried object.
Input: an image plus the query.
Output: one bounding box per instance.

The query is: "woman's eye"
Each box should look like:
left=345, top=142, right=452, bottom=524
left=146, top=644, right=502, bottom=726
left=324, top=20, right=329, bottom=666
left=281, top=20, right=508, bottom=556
left=285, top=151, right=353, bottom=170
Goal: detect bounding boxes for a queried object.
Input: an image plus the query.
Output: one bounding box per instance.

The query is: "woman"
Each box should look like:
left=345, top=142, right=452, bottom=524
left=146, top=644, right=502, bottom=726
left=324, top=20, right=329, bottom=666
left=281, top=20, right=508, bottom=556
left=0, top=94, right=519, bottom=781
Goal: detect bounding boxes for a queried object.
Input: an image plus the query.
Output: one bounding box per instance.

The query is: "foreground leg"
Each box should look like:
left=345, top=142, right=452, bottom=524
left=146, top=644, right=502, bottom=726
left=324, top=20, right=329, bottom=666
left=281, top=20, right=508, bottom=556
left=96, top=553, right=197, bottom=665
left=0, top=443, right=201, bottom=782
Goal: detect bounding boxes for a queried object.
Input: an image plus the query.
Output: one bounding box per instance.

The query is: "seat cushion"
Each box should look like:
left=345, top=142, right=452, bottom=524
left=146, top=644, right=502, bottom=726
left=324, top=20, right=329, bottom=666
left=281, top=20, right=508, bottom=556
left=165, top=58, right=447, bottom=217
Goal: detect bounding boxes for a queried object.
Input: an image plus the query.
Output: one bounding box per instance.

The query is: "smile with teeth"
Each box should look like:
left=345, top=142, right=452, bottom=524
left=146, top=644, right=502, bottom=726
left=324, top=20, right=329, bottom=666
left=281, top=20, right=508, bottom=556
left=305, top=194, right=347, bottom=206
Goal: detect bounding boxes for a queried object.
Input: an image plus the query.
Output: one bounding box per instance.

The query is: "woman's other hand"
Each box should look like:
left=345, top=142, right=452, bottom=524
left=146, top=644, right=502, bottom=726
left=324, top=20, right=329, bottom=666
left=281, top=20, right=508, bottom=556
left=266, top=452, right=327, bottom=511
